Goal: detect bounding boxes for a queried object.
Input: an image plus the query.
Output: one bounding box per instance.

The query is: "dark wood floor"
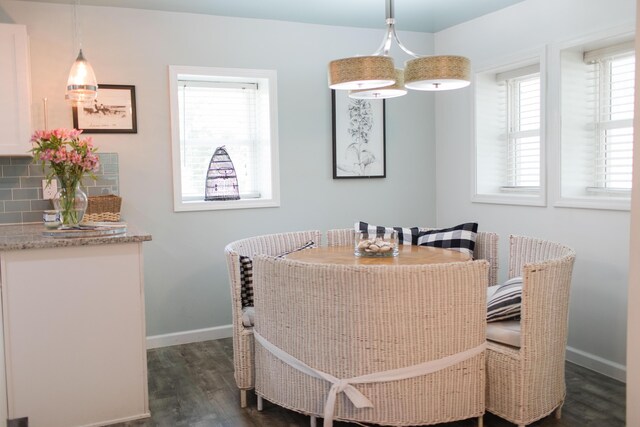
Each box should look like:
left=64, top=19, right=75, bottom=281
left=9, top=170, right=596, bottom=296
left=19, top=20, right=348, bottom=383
left=113, top=338, right=625, bottom=427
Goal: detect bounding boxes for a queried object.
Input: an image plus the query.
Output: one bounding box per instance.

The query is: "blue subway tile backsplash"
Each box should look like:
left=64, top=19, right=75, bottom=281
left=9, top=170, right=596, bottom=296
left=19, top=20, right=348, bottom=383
left=0, top=153, right=119, bottom=224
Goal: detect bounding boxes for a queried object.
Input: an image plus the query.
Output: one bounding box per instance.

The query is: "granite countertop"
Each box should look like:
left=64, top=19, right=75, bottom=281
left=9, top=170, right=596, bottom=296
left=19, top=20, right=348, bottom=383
left=0, top=223, right=152, bottom=251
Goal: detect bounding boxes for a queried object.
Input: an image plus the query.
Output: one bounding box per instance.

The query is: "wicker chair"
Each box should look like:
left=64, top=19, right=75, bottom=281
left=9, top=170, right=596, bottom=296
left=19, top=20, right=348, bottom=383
left=252, top=255, right=489, bottom=426
left=325, top=228, right=354, bottom=246
left=326, top=227, right=499, bottom=285
left=224, top=230, right=322, bottom=407
left=486, top=235, right=576, bottom=426
left=470, top=230, right=499, bottom=286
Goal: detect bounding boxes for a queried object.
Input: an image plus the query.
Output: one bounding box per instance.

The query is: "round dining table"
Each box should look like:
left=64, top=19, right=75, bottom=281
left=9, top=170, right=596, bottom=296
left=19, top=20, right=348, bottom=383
left=286, top=244, right=471, bottom=265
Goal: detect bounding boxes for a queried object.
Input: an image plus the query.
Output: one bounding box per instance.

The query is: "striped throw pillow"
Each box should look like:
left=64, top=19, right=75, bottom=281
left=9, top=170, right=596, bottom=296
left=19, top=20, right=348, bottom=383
left=487, top=276, right=522, bottom=322
left=239, top=256, right=254, bottom=307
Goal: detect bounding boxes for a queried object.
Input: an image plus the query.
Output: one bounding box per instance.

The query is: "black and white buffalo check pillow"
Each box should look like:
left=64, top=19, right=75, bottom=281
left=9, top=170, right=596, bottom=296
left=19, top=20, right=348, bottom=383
left=355, top=221, right=419, bottom=245
left=239, top=240, right=316, bottom=308
left=416, top=222, right=478, bottom=257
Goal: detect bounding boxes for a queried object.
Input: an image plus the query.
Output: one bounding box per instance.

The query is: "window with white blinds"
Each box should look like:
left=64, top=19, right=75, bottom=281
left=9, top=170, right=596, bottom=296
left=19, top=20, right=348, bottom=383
left=587, top=48, right=635, bottom=191
left=506, top=73, right=541, bottom=188
left=169, top=66, right=279, bottom=212
left=177, top=81, right=259, bottom=200
left=558, top=36, right=633, bottom=210
left=473, top=56, right=545, bottom=206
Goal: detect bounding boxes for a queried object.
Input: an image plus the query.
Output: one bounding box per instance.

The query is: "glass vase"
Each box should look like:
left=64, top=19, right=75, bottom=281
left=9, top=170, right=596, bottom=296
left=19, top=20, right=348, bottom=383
left=53, top=182, right=88, bottom=227
left=354, top=230, right=399, bottom=257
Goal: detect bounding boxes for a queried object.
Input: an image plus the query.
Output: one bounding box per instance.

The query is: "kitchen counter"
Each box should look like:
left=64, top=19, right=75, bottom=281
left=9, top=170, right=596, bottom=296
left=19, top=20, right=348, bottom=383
left=0, top=222, right=152, bottom=426
left=0, top=223, right=152, bottom=251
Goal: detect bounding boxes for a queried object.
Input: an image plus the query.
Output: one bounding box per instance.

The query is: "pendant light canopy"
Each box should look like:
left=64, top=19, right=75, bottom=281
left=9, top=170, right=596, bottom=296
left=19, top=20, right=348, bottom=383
left=66, top=1, right=98, bottom=104
left=328, top=0, right=470, bottom=99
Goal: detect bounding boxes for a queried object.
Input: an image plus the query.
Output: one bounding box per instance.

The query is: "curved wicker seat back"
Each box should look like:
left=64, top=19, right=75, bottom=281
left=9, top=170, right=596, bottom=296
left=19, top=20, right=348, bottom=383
left=252, top=256, right=489, bottom=426
left=326, top=228, right=354, bottom=247
left=486, top=235, right=576, bottom=426
left=224, top=230, right=322, bottom=407
left=473, top=231, right=499, bottom=285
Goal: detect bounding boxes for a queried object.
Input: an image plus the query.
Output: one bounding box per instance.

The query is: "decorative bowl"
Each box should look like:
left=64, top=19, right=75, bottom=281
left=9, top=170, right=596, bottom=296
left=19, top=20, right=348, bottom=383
left=354, top=230, right=399, bottom=257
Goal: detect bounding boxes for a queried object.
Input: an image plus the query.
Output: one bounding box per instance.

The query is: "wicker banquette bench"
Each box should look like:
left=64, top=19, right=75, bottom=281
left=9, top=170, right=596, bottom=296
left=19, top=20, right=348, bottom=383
left=252, top=255, right=489, bottom=426
left=224, top=226, right=499, bottom=410
left=224, top=230, right=322, bottom=407
left=485, top=235, right=576, bottom=427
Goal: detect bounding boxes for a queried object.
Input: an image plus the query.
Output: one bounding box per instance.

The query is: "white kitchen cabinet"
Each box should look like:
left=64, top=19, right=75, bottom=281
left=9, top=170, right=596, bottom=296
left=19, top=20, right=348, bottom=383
left=0, top=24, right=32, bottom=157
left=0, top=226, right=151, bottom=427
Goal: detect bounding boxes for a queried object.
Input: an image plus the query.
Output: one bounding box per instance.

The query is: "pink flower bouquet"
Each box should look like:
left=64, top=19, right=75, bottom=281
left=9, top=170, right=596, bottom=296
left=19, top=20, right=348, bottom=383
left=31, top=128, right=100, bottom=226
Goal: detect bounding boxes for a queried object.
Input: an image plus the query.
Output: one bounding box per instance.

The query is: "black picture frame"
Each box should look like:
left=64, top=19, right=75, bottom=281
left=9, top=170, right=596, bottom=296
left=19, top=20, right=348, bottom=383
left=72, top=84, right=137, bottom=134
left=331, top=90, right=386, bottom=179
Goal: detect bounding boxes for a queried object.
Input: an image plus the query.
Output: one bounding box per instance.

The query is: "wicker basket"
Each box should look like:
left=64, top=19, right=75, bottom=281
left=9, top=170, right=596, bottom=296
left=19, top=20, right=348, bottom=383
left=83, top=195, right=122, bottom=222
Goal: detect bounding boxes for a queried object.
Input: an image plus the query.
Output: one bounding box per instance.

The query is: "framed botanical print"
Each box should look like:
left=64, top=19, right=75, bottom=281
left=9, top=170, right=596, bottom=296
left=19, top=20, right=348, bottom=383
left=331, top=90, right=386, bottom=178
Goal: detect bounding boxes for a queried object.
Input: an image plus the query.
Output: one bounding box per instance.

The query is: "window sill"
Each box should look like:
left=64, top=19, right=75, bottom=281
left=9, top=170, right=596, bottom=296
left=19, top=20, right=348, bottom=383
left=586, top=187, right=632, bottom=196
left=472, top=193, right=546, bottom=207
left=554, top=196, right=630, bottom=211
left=499, top=186, right=541, bottom=194
left=173, top=198, right=280, bottom=212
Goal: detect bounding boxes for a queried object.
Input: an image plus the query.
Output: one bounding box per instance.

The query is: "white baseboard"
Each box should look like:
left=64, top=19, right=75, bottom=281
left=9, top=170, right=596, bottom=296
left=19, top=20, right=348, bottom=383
left=146, top=324, right=233, bottom=349
left=83, top=412, right=151, bottom=427
left=566, top=346, right=626, bottom=383
left=145, top=329, right=627, bottom=382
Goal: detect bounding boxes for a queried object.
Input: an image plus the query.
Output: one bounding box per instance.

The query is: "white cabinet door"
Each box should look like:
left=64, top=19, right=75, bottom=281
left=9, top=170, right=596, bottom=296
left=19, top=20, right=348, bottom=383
left=0, top=24, right=31, bottom=157
left=1, top=243, right=149, bottom=427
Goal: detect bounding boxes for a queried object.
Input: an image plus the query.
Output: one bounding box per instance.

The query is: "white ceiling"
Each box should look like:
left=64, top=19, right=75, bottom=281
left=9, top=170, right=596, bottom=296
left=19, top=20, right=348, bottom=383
left=24, top=0, right=526, bottom=32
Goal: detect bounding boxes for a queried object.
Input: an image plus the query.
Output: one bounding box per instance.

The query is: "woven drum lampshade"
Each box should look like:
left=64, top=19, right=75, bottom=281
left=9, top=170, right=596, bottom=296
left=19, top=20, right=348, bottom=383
left=404, top=55, right=471, bottom=91
left=349, top=68, right=407, bottom=99
left=328, top=56, right=396, bottom=90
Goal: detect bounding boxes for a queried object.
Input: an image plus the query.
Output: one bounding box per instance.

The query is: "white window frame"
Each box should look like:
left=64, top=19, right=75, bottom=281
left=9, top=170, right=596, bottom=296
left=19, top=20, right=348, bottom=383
left=168, top=65, right=280, bottom=212
left=471, top=50, right=546, bottom=207
left=552, top=28, right=634, bottom=211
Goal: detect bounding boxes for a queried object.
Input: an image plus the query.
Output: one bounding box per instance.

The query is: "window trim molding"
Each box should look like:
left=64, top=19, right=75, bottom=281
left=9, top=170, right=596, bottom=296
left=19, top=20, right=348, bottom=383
left=471, top=47, right=547, bottom=207
left=549, top=25, right=635, bottom=211
left=168, top=65, right=280, bottom=212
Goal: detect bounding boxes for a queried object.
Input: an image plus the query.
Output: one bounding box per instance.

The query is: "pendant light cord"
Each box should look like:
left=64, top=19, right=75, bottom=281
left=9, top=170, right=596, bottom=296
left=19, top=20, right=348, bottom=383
left=73, top=0, right=83, bottom=52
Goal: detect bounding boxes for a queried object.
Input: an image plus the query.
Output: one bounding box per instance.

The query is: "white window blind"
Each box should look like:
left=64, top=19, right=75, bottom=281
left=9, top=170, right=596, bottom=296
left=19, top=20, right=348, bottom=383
left=585, top=48, right=635, bottom=190
left=177, top=81, right=260, bottom=200
left=504, top=72, right=541, bottom=188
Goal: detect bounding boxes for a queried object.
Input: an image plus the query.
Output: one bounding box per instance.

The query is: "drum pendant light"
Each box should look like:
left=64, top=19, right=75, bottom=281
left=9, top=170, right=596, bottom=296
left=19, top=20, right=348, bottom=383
left=349, top=69, right=407, bottom=99
left=404, top=55, right=471, bottom=91
left=328, top=0, right=471, bottom=99
left=328, top=56, right=395, bottom=91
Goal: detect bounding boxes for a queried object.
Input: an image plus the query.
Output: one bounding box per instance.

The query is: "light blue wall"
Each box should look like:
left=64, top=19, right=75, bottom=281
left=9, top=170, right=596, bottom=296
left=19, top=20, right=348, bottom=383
left=0, top=1, right=437, bottom=337
left=2, top=0, right=633, bottom=381
left=434, top=0, right=635, bottom=380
